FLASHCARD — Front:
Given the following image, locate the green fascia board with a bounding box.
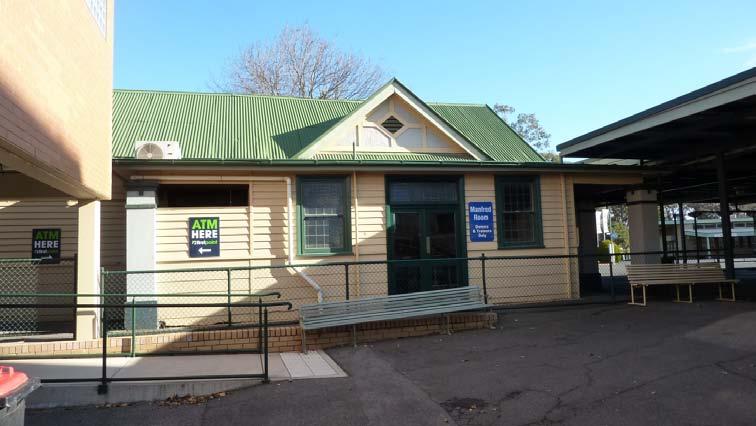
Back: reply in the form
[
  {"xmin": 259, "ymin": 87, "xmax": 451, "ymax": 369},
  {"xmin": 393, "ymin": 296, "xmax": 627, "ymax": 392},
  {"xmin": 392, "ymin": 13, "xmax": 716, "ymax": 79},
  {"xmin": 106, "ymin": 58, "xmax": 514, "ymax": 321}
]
[{"xmin": 112, "ymin": 157, "xmax": 656, "ymax": 174}]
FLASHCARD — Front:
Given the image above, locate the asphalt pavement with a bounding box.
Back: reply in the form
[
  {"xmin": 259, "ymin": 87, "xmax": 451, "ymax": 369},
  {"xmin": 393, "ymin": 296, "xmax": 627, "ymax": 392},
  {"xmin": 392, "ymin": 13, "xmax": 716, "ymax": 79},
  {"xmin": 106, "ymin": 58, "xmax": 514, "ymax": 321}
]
[{"xmin": 27, "ymin": 301, "xmax": 756, "ymax": 425}]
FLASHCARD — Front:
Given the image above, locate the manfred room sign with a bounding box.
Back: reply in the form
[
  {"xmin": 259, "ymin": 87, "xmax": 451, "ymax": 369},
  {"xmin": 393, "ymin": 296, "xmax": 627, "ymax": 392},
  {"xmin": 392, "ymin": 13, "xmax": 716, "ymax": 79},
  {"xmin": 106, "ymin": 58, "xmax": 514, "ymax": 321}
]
[
  {"xmin": 468, "ymin": 202, "xmax": 494, "ymax": 242},
  {"xmin": 32, "ymin": 228, "xmax": 61, "ymax": 264},
  {"xmin": 189, "ymin": 217, "xmax": 220, "ymax": 257}
]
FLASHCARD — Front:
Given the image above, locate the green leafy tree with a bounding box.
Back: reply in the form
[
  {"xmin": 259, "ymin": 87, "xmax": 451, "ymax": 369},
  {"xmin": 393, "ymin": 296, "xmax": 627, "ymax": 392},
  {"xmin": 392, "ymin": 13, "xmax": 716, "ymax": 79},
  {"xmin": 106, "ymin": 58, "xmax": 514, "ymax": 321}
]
[
  {"xmin": 608, "ymin": 204, "xmax": 629, "ymax": 250},
  {"xmin": 493, "ymin": 104, "xmax": 558, "ymax": 162}
]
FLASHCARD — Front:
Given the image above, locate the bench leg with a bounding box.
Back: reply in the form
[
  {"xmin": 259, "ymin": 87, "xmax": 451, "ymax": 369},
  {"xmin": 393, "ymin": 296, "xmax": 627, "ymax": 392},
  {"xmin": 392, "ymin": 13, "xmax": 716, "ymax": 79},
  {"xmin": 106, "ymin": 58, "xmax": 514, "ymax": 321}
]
[
  {"xmin": 302, "ymin": 329, "xmax": 307, "ymax": 354},
  {"xmin": 352, "ymin": 324, "xmax": 357, "ymax": 348},
  {"xmin": 445, "ymin": 314, "xmax": 452, "ymax": 335},
  {"xmin": 629, "ymin": 285, "xmax": 646, "ymax": 307},
  {"xmin": 716, "ymin": 283, "xmax": 737, "ymax": 302},
  {"xmin": 673, "ymin": 284, "xmax": 693, "ymax": 303}
]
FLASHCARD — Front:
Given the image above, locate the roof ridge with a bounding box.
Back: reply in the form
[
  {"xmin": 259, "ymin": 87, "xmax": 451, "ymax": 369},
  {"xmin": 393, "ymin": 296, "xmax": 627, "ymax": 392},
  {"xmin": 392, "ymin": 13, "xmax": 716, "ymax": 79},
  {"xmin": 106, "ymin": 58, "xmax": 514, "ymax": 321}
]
[
  {"xmin": 113, "ymin": 88, "xmax": 489, "ymax": 107},
  {"xmin": 113, "ymin": 88, "xmax": 363, "ymax": 103},
  {"xmin": 427, "ymin": 101, "xmax": 488, "ymax": 107}
]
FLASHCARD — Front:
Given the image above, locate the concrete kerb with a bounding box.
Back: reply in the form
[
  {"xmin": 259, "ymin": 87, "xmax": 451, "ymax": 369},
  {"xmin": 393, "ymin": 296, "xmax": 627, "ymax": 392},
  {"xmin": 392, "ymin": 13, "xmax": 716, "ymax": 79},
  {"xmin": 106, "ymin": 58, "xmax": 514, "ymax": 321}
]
[{"xmin": 7, "ymin": 351, "xmax": 347, "ymax": 408}]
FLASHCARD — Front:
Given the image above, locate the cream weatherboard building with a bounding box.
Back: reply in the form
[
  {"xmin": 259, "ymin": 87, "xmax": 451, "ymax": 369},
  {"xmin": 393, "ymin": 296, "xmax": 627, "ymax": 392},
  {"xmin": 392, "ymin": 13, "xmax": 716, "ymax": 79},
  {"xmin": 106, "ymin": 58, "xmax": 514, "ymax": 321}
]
[
  {"xmin": 3, "ymin": 78, "xmax": 650, "ymax": 337},
  {"xmin": 0, "ymin": 0, "xmax": 114, "ymax": 340}
]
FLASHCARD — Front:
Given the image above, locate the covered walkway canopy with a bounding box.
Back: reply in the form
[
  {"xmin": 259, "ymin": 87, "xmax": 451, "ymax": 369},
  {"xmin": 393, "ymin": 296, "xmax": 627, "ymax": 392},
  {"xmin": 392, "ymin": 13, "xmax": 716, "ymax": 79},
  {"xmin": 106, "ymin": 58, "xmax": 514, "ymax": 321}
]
[{"xmin": 558, "ymin": 66, "xmax": 756, "ymax": 278}]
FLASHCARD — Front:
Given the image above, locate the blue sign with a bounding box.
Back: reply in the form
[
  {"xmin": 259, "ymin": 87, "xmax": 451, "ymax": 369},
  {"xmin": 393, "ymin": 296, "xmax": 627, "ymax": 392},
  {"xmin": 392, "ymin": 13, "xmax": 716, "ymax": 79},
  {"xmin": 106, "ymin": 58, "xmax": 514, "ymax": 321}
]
[
  {"xmin": 189, "ymin": 217, "xmax": 221, "ymax": 257},
  {"xmin": 469, "ymin": 202, "xmax": 494, "ymax": 242}
]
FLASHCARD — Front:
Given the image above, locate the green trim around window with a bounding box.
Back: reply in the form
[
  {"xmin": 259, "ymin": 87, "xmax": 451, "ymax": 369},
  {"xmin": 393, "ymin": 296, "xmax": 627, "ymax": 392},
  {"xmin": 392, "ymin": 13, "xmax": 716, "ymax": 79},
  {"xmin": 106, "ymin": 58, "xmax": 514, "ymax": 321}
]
[
  {"xmin": 495, "ymin": 175, "xmax": 544, "ymax": 249},
  {"xmin": 296, "ymin": 175, "xmax": 352, "ymax": 256}
]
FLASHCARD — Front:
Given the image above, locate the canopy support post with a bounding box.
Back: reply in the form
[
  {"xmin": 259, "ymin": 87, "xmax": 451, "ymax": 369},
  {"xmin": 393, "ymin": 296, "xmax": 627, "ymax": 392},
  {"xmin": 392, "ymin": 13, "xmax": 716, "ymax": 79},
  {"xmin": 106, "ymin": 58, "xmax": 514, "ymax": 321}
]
[{"xmin": 716, "ymin": 152, "xmax": 735, "ymax": 279}]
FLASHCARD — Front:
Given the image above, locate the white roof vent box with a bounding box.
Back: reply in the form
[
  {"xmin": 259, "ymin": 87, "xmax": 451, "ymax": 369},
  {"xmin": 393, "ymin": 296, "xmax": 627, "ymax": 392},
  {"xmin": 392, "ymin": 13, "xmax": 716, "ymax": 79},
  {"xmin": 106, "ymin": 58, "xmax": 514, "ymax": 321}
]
[{"xmin": 135, "ymin": 141, "xmax": 182, "ymax": 160}]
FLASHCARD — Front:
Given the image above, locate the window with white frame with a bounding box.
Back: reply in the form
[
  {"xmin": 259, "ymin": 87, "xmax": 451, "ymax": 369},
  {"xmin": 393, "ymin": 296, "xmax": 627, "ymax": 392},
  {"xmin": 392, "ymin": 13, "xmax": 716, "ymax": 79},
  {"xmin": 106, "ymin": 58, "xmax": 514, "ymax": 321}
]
[{"xmin": 298, "ymin": 176, "xmax": 351, "ymax": 254}]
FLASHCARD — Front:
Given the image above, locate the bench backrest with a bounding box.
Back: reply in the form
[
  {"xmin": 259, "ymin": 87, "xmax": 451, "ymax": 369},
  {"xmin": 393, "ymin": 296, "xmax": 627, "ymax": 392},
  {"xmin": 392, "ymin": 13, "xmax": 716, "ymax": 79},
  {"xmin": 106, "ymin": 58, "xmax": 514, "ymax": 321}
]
[
  {"xmin": 300, "ymin": 286, "xmax": 485, "ymax": 327},
  {"xmin": 627, "ymin": 263, "xmax": 726, "ymax": 283}
]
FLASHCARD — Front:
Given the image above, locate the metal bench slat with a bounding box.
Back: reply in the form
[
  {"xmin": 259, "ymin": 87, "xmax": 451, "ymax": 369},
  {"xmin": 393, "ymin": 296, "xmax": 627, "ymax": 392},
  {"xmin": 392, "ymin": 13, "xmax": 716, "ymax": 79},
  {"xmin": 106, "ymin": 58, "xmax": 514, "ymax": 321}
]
[
  {"xmin": 302, "ymin": 298, "xmax": 483, "ymax": 321},
  {"xmin": 303, "ymin": 302, "xmax": 488, "ymax": 328},
  {"xmin": 300, "ymin": 286, "xmax": 487, "ymax": 331},
  {"xmin": 303, "ymin": 299, "xmax": 486, "ymax": 323},
  {"xmin": 302, "ymin": 302, "xmax": 488, "ymax": 330},
  {"xmin": 306, "ymin": 287, "xmax": 481, "ymax": 309},
  {"xmin": 301, "ymin": 292, "xmax": 481, "ymax": 313}
]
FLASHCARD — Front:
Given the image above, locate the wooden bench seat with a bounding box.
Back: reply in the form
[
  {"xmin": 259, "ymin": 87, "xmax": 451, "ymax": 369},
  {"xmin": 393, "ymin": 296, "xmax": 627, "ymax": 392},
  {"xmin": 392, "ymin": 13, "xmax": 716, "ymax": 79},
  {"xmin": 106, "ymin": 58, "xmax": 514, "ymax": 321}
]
[
  {"xmin": 626, "ymin": 263, "xmax": 738, "ymax": 306},
  {"xmin": 299, "ymin": 286, "xmax": 488, "ymax": 352}
]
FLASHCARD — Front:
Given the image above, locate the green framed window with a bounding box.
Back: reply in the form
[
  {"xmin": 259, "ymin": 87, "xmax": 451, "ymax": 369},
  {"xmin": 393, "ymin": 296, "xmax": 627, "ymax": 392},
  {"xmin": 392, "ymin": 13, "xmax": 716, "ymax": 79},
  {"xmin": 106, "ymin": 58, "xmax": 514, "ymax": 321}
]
[
  {"xmin": 495, "ymin": 176, "xmax": 543, "ymax": 249},
  {"xmin": 297, "ymin": 176, "xmax": 351, "ymax": 255}
]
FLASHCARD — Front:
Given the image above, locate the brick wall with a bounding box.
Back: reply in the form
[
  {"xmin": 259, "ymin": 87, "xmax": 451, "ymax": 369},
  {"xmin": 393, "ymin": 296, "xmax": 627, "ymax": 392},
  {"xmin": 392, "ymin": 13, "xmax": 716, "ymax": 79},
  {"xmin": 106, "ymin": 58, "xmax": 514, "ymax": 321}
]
[{"xmin": 0, "ymin": 312, "xmax": 496, "ymax": 358}]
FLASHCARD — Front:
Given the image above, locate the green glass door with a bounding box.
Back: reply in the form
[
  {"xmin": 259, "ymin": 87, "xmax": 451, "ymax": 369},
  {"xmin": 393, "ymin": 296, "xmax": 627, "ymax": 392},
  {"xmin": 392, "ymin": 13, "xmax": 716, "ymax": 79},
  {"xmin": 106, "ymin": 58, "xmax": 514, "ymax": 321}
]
[
  {"xmin": 425, "ymin": 209, "xmax": 461, "ymax": 291},
  {"xmin": 389, "ymin": 207, "xmax": 462, "ymax": 294}
]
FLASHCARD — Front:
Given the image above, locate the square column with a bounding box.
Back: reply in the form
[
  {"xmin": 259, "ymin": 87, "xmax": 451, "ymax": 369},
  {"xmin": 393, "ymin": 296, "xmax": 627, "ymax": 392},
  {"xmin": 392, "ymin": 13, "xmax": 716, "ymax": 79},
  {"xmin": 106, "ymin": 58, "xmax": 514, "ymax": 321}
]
[
  {"xmin": 577, "ymin": 200, "xmax": 600, "ymax": 291},
  {"xmin": 626, "ymin": 189, "xmax": 661, "ymax": 264},
  {"xmin": 76, "ymin": 200, "xmax": 101, "ymax": 340},
  {"xmin": 125, "ymin": 183, "xmax": 158, "ymax": 329}
]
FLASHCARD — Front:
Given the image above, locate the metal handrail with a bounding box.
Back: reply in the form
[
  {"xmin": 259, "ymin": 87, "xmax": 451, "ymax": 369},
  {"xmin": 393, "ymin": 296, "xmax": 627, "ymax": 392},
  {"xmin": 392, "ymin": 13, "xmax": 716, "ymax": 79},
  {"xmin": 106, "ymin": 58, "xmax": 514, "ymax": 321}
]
[
  {"xmin": 98, "ymin": 249, "xmax": 749, "ymax": 276},
  {"xmin": 0, "ymin": 291, "xmax": 282, "ymax": 298},
  {"xmin": 0, "ymin": 298, "xmax": 291, "ymax": 393}
]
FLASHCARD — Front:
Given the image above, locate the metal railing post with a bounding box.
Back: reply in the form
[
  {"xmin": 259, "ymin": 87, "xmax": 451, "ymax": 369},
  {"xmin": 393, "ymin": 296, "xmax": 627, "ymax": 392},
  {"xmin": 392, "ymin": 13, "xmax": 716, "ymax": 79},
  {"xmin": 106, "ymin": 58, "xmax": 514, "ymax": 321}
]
[
  {"xmin": 226, "ymin": 268, "xmax": 232, "ymax": 326},
  {"xmin": 345, "ymin": 263, "xmax": 350, "ymax": 301},
  {"xmin": 98, "ymin": 297, "xmax": 108, "ymax": 394},
  {"xmin": 609, "ymin": 258, "xmax": 615, "ymax": 302},
  {"xmin": 480, "ymin": 254, "xmax": 488, "ymax": 304},
  {"xmin": 72, "ymin": 253, "xmax": 78, "ymax": 333},
  {"xmin": 263, "ymin": 308, "xmax": 269, "ymax": 383},
  {"xmin": 257, "ymin": 296, "xmax": 263, "ymax": 353},
  {"xmin": 130, "ymin": 297, "xmax": 136, "ymax": 357}
]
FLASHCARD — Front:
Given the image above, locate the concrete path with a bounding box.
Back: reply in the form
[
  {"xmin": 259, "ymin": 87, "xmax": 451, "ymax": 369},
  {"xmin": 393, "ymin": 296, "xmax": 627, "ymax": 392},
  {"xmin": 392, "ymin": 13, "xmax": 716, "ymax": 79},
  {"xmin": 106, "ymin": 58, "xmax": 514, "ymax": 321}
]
[{"xmin": 4, "ymin": 351, "xmax": 345, "ymax": 407}]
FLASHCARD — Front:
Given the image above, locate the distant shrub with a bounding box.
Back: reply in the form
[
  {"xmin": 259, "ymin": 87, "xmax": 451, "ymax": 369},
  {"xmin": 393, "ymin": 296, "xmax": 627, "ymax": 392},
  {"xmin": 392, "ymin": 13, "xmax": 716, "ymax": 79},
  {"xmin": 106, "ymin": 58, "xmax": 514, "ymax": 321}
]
[{"xmin": 597, "ymin": 240, "xmax": 623, "ymax": 263}]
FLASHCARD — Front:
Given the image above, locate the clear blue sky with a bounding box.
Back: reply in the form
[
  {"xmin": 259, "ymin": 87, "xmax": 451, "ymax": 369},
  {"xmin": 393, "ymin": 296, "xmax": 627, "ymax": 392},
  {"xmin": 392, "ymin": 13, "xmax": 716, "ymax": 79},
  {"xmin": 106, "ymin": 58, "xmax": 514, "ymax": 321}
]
[{"xmin": 115, "ymin": 0, "xmax": 756, "ymax": 149}]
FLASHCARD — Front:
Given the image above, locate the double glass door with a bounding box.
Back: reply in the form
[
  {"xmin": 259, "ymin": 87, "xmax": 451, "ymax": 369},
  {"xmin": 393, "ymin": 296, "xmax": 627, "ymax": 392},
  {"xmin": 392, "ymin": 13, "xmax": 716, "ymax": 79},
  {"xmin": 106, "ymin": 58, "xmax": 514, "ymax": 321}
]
[{"xmin": 389, "ymin": 207, "xmax": 462, "ymax": 294}]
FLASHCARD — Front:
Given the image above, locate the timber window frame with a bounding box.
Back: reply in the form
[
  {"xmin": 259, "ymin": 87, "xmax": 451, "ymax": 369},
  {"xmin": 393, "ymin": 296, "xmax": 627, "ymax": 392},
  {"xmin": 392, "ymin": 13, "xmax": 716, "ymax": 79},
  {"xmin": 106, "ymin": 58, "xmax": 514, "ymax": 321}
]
[
  {"xmin": 495, "ymin": 176, "xmax": 544, "ymax": 249},
  {"xmin": 297, "ymin": 176, "xmax": 352, "ymax": 256}
]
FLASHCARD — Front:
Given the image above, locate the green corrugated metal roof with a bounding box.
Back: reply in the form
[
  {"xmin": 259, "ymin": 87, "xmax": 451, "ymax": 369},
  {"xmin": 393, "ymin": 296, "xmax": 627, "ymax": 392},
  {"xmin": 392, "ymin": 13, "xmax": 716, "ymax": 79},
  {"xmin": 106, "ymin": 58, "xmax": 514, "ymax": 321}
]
[
  {"xmin": 313, "ymin": 152, "xmax": 477, "ymax": 162},
  {"xmin": 428, "ymin": 104, "xmax": 543, "ymax": 162},
  {"xmin": 113, "ymin": 89, "xmax": 544, "ymax": 163}
]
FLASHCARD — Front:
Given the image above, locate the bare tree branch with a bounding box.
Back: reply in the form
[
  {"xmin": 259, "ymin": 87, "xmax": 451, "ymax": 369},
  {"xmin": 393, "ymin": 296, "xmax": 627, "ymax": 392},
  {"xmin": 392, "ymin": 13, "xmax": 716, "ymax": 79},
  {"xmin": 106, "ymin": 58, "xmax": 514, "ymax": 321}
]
[{"xmin": 219, "ymin": 25, "xmax": 385, "ymax": 100}]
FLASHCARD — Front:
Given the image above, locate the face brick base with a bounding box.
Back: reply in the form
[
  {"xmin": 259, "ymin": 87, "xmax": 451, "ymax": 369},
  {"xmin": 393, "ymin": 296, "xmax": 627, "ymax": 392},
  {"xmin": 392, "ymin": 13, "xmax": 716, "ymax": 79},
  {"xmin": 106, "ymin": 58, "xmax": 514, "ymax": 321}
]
[{"xmin": 0, "ymin": 312, "xmax": 497, "ymax": 358}]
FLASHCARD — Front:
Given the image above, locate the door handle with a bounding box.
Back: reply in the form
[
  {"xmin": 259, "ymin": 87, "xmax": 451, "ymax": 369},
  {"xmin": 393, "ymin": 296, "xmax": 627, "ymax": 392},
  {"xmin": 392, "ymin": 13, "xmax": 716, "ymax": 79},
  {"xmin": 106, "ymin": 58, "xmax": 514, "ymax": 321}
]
[{"xmin": 426, "ymin": 236, "xmax": 431, "ymax": 255}]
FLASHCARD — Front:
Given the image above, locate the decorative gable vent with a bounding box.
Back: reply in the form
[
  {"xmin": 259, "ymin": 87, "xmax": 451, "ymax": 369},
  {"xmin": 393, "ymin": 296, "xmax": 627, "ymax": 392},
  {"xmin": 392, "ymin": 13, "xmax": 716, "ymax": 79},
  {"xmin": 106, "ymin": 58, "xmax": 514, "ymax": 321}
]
[
  {"xmin": 135, "ymin": 141, "xmax": 182, "ymax": 160},
  {"xmin": 381, "ymin": 116, "xmax": 404, "ymax": 134}
]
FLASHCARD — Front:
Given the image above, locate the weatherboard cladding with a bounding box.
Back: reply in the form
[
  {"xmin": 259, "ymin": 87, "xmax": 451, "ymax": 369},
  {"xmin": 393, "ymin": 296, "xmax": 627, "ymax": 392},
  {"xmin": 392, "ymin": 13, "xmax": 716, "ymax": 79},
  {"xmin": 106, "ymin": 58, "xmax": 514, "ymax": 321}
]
[{"xmin": 112, "ymin": 90, "xmax": 544, "ymax": 163}]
